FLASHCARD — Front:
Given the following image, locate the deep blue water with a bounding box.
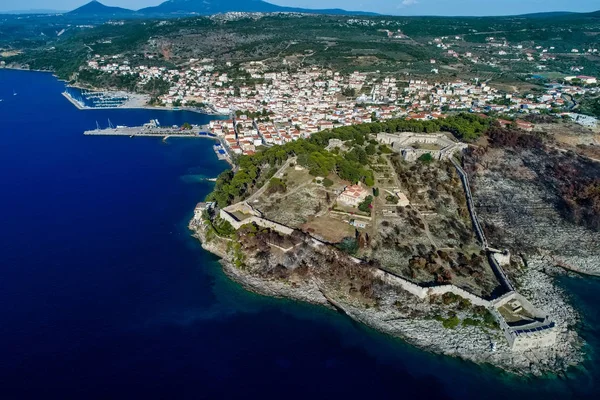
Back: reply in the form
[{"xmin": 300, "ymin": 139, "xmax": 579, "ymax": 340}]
[{"xmin": 1, "ymin": 69, "xmax": 600, "ymax": 399}]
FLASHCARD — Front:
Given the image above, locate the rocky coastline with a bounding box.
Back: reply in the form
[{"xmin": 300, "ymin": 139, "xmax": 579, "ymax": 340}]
[{"xmin": 189, "ymin": 217, "xmax": 585, "ymax": 377}]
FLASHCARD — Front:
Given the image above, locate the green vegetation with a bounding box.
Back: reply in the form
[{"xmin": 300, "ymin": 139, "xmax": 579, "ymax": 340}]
[
  {"xmin": 230, "ymin": 241, "xmax": 246, "ymax": 269},
  {"xmin": 442, "ymin": 316, "xmax": 461, "ymax": 329},
  {"xmin": 235, "ymin": 109, "xmax": 273, "ymax": 119},
  {"xmin": 6, "ymin": 11, "xmax": 600, "ymax": 89},
  {"xmin": 365, "ymin": 143, "xmax": 377, "ymax": 155},
  {"xmin": 210, "ymin": 215, "xmax": 236, "ymax": 238},
  {"xmin": 322, "ymin": 178, "xmax": 334, "ymax": 187},
  {"xmin": 336, "ymin": 237, "xmax": 359, "ymax": 255},
  {"xmin": 386, "ymin": 194, "xmax": 399, "ymax": 204},
  {"xmin": 417, "ymin": 153, "xmax": 434, "ymax": 164},
  {"xmin": 143, "ymin": 78, "xmax": 172, "ymax": 96},
  {"xmin": 207, "ymin": 114, "xmax": 496, "ymax": 208},
  {"xmin": 580, "ymin": 97, "xmax": 600, "ymax": 118},
  {"xmin": 268, "ymin": 177, "xmax": 287, "ymax": 193},
  {"xmin": 358, "ymin": 195, "xmax": 374, "ymax": 213},
  {"xmin": 342, "ymin": 87, "xmax": 357, "ymax": 97}
]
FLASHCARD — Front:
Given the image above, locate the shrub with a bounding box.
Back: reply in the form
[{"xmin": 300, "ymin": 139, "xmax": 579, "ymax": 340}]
[
  {"xmin": 418, "ymin": 153, "xmax": 434, "ymax": 163},
  {"xmin": 358, "ymin": 195, "xmax": 374, "ymax": 213},
  {"xmin": 322, "ymin": 178, "xmax": 334, "ymax": 187},
  {"xmin": 442, "ymin": 316, "xmax": 460, "ymax": 329},
  {"xmin": 386, "ymin": 194, "xmax": 398, "ymax": 204},
  {"xmin": 268, "ymin": 177, "xmax": 287, "ymax": 193}
]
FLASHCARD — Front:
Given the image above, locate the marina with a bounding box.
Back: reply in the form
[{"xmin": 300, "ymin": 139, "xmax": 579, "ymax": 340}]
[{"xmin": 62, "ymin": 89, "xmax": 149, "ymax": 110}]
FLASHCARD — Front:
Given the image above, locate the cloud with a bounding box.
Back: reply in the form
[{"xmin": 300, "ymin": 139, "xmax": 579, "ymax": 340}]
[{"xmin": 399, "ymin": 0, "xmax": 419, "ymax": 7}]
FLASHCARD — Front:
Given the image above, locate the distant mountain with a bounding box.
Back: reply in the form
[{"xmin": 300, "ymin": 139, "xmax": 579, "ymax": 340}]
[
  {"xmin": 68, "ymin": 1, "xmax": 135, "ymax": 17},
  {"xmin": 517, "ymin": 11, "xmax": 577, "ymax": 18},
  {"xmin": 63, "ymin": 2, "xmax": 598, "ymax": 19},
  {"xmin": 519, "ymin": 9, "xmax": 600, "ymax": 19},
  {"xmin": 1, "ymin": 9, "xmax": 66, "ymax": 14},
  {"xmin": 139, "ymin": 0, "xmax": 376, "ymax": 16}
]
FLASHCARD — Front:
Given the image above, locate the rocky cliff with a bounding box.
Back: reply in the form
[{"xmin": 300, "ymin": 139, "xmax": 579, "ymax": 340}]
[{"xmin": 189, "ymin": 216, "xmax": 583, "ymax": 376}]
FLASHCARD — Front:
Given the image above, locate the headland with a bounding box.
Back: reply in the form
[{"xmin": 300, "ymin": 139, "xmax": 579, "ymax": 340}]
[{"xmin": 187, "ymin": 116, "xmax": 599, "ymax": 376}]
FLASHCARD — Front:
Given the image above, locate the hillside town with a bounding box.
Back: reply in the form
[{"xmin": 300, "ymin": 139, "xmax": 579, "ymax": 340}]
[{"xmin": 84, "ymin": 55, "xmax": 599, "ymax": 156}]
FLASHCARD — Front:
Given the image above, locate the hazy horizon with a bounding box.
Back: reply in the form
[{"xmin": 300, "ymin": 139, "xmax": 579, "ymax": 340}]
[{"xmin": 0, "ymin": 0, "xmax": 598, "ymax": 16}]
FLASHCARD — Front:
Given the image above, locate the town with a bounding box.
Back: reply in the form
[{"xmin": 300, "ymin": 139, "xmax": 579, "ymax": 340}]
[{"xmin": 84, "ymin": 53, "xmax": 599, "ymax": 156}]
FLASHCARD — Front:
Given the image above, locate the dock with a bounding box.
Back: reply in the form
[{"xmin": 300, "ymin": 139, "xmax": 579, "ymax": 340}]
[
  {"xmin": 83, "ymin": 119, "xmax": 233, "ymax": 165},
  {"xmin": 62, "ymin": 90, "xmax": 150, "ymax": 110},
  {"xmin": 83, "ymin": 120, "xmax": 217, "ymax": 139},
  {"xmin": 83, "ymin": 128, "xmax": 210, "ymax": 138}
]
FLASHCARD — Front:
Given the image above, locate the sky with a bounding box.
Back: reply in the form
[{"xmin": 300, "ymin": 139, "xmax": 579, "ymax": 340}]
[{"xmin": 0, "ymin": 0, "xmax": 598, "ymax": 16}]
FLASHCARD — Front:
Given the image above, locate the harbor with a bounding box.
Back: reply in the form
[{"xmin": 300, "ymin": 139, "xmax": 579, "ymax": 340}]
[
  {"xmin": 83, "ymin": 119, "xmax": 232, "ymax": 164},
  {"xmin": 62, "ymin": 90, "xmax": 149, "ymax": 110},
  {"xmin": 62, "ymin": 89, "xmax": 225, "ymax": 115}
]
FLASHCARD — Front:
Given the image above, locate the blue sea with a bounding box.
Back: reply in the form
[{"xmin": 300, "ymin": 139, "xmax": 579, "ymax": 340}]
[{"xmin": 1, "ymin": 69, "xmax": 600, "ymax": 399}]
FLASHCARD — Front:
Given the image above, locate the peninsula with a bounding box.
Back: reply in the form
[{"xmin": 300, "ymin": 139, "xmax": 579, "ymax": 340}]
[
  {"xmin": 189, "ymin": 115, "xmax": 599, "ymax": 376},
  {"xmin": 5, "ymin": 8, "xmax": 599, "ymax": 376}
]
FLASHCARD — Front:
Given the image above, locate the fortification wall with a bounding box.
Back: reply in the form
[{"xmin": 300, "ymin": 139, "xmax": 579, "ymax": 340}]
[
  {"xmin": 224, "ymin": 202, "xmax": 262, "ymax": 217},
  {"xmin": 373, "ymin": 269, "xmax": 491, "ymax": 306},
  {"xmin": 373, "ymin": 269, "xmax": 428, "ymax": 299},
  {"xmin": 219, "ymin": 209, "xmax": 294, "ymax": 236},
  {"xmin": 219, "ymin": 209, "xmax": 240, "ymax": 227},
  {"xmin": 427, "ymin": 285, "xmax": 491, "ymax": 307},
  {"xmin": 512, "ymin": 328, "xmax": 557, "ymax": 351},
  {"xmin": 246, "ymin": 216, "xmax": 295, "ymax": 236}
]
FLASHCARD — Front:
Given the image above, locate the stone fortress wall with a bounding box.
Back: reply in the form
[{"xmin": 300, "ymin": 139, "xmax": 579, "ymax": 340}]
[
  {"xmin": 376, "ymin": 132, "xmax": 468, "ymax": 161},
  {"xmin": 220, "ymin": 202, "xmax": 294, "ymax": 236},
  {"xmin": 211, "ymin": 133, "xmax": 557, "ymax": 352},
  {"xmin": 374, "ymin": 268, "xmax": 491, "ymax": 306},
  {"xmin": 491, "ymin": 291, "xmax": 557, "ymax": 351}
]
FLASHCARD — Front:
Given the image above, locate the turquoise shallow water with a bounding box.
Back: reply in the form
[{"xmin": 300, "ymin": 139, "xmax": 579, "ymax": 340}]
[{"xmin": 1, "ymin": 69, "xmax": 599, "ymax": 399}]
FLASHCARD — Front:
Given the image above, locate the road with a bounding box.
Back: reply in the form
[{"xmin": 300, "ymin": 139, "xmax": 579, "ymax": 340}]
[{"xmin": 562, "ymin": 93, "xmax": 578, "ymax": 111}]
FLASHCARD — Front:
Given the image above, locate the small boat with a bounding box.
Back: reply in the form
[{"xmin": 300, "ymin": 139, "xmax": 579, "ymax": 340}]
[{"xmin": 13, "ymin": 90, "xmax": 17, "ymax": 96}]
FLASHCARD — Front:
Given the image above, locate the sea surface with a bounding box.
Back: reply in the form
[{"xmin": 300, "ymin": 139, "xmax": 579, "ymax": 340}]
[{"xmin": 1, "ymin": 69, "xmax": 600, "ymax": 399}]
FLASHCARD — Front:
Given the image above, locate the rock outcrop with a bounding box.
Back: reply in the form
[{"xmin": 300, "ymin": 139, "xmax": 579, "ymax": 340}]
[{"xmin": 189, "ymin": 216, "xmax": 584, "ymax": 376}]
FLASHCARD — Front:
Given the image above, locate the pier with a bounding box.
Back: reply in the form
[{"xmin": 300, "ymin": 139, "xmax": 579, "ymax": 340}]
[
  {"xmin": 84, "ymin": 121, "xmax": 216, "ymax": 139},
  {"xmin": 83, "ymin": 119, "xmax": 233, "ymax": 165}
]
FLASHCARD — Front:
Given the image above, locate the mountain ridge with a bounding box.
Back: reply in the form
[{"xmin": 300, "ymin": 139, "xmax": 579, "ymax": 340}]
[
  {"xmin": 138, "ymin": 0, "xmax": 376, "ymax": 16},
  {"xmin": 68, "ymin": 0, "xmax": 135, "ymax": 16},
  {"xmin": 62, "ymin": 1, "xmax": 600, "ymax": 19}
]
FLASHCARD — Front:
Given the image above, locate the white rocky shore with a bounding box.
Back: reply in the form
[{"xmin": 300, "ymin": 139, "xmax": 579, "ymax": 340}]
[{"xmin": 190, "ymin": 218, "xmax": 585, "ymax": 376}]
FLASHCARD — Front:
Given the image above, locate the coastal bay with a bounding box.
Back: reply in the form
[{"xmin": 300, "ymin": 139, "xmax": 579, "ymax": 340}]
[{"xmin": 2, "ymin": 68, "xmax": 600, "ymax": 399}]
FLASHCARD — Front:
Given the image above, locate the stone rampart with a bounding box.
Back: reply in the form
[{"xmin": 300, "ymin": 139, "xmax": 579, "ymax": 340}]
[
  {"xmin": 219, "ymin": 208, "xmax": 294, "ymax": 236},
  {"xmin": 373, "ymin": 269, "xmax": 428, "ymax": 299},
  {"xmin": 373, "ymin": 269, "xmax": 492, "ymax": 306},
  {"xmin": 427, "ymin": 285, "xmax": 491, "ymax": 307}
]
